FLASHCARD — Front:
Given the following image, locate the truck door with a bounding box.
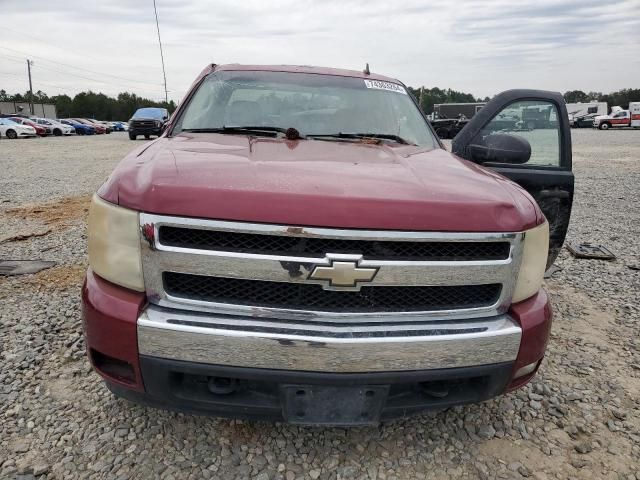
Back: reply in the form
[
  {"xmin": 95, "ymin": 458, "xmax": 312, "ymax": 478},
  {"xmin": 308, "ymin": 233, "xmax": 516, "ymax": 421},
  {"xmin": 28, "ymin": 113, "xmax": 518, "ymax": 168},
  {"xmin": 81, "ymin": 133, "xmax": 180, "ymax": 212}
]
[
  {"xmin": 452, "ymin": 90, "xmax": 573, "ymax": 268},
  {"xmin": 631, "ymin": 103, "xmax": 640, "ymax": 127},
  {"xmin": 611, "ymin": 110, "xmax": 630, "ymax": 127}
]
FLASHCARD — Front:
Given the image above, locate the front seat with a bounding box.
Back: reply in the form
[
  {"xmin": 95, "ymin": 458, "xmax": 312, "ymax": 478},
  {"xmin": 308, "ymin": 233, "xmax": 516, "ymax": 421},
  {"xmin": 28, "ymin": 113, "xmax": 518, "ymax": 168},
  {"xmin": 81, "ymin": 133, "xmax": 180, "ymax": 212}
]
[{"xmin": 224, "ymin": 101, "xmax": 264, "ymax": 126}]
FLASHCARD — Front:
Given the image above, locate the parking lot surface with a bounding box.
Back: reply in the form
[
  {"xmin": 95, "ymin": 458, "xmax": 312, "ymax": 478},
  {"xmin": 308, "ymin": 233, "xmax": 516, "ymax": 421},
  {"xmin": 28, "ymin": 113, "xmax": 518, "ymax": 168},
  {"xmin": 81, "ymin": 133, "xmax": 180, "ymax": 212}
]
[{"xmin": 1, "ymin": 130, "xmax": 639, "ymax": 479}]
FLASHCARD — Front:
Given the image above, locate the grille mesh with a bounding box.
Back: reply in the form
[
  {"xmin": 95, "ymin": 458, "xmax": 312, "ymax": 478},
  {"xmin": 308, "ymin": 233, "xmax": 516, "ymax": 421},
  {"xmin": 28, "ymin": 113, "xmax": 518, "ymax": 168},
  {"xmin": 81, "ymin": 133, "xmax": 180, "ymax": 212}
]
[
  {"xmin": 159, "ymin": 227, "xmax": 510, "ymax": 261},
  {"xmin": 164, "ymin": 272, "xmax": 501, "ymax": 313}
]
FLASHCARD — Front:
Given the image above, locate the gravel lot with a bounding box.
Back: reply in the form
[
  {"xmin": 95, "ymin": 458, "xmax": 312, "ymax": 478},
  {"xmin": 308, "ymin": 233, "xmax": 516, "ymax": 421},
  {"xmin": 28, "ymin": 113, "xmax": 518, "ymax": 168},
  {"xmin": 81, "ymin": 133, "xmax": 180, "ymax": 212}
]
[{"xmin": 1, "ymin": 130, "xmax": 639, "ymax": 480}]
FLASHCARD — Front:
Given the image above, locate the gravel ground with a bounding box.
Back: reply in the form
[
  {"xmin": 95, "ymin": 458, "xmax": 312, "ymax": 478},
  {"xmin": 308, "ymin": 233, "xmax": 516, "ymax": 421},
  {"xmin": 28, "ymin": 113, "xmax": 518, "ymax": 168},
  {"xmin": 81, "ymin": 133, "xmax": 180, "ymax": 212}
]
[{"xmin": 1, "ymin": 130, "xmax": 639, "ymax": 480}]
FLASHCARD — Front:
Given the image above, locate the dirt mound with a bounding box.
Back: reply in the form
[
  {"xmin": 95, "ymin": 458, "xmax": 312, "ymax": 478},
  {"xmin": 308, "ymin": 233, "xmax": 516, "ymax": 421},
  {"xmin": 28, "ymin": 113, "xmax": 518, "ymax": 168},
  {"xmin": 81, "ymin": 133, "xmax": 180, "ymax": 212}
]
[
  {"xmin": 6, "ymin": 195, "xmax": 91, "ymax": 226},
  {"xmin": 23, "ymin": 264, "xmax": 87, "ymax": 291}
]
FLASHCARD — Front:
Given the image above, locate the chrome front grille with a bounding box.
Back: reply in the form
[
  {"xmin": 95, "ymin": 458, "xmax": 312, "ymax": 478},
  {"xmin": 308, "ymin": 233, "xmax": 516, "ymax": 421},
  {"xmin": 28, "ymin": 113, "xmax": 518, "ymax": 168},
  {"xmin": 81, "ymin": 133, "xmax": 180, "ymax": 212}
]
[
  {"xmin": 140, "ymin": 214, "xmax": 524, "ymax": 327},
  {"xmin": 158, "ymin": 225, "xmax": 511, "ymax": 261},
  {"xmin": 131, "ymin": 120, "xmax": 156, "ymax": 128},
  {"xmin": 163, "ymin": 272, "xmax": 502, "ymax": 312}
]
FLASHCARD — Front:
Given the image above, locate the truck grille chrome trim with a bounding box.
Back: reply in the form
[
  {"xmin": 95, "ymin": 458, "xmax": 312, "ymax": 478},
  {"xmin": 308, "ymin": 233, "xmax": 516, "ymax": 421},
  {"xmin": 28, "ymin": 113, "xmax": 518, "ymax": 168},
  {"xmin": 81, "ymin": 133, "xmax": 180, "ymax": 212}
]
[
  {"xmin": 158, "ymin": 225, "xmax": 511, "ymax": 261},
  {"xmin": 137, "ymin": 306, "xmax": 522, "ymax": 372},
  {"xmin": 140, "ymin": 214, "xmax": 524, "ymax": 321},
  {"xmin": 163, "ymin": 272, "xmax": 502, "ymax": 313}
]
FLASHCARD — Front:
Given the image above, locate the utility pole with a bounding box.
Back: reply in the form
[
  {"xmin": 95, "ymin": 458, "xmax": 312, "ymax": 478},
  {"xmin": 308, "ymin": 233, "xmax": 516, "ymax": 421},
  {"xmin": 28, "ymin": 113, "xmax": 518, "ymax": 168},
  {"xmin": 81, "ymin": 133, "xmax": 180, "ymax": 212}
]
[
  {"xmin": 153, "ymin": 0, "xmax": 168, "ymax": 104},
  {"xmin": 26, "ymin": 59, "xmax": 34, "ymax": 115}
]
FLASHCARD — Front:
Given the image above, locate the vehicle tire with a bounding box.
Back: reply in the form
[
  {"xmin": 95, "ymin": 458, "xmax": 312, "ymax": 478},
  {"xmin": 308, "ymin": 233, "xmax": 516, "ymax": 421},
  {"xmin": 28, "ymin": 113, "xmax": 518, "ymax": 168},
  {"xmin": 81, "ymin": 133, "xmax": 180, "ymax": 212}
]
[
  {"xmin": 77, "ymin": 128, "xmax": 85, "ymax": 135},
  {"xmin": 6, "ymin": 129, "xmax": 17, "ymax": 139},
  {"xmin": 106, "ymin": 130, "xmax": 111, "ymax": 134},
  {"xmin": 526, "ymin": 121, "xmax": 536, "ymax": 130},
  {"xmin": 129, "ymin": 132, "xmax": 137, "ymax": 140},
  {"xmin": 599, "ymin": 122, "xmax": 610, "ymax": 130},
  {"xmin": 53, "ymin": 128, "xmax": 62, "ymax": 136},
  {"xmin": 144, "ymin": 134, "xmax": 151, "ymax": 139}
]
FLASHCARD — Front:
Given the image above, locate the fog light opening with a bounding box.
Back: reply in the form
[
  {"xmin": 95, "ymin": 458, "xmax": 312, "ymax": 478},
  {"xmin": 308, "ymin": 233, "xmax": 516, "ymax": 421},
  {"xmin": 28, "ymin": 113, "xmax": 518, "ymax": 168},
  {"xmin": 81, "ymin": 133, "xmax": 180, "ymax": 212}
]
[
  {"xmin": 513, "ymin": 361, "xmax": 540, "ymax": 380},
  {"xmin": 420, "ymin": 380, "xmax": 450, "ymax": 399},
  {"xmin": 90, "ymin": 348, "xmax": 136, "ymax": 385},
  {"xmin": 207, "ymin": 376, "xmax": 238, "ymax": 395}
]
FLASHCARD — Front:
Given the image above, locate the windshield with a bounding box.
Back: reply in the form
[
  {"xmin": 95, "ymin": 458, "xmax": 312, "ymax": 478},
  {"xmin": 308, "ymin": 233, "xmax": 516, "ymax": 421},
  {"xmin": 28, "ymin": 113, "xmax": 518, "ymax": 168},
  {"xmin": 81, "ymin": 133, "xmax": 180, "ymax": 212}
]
[
  {"xmin": 173, "ymin": 70, "xmax": 437, "ymax": 148},
  {"xmin": 132, "ymin": 107, "xmax": 167, "ymax": 120}
]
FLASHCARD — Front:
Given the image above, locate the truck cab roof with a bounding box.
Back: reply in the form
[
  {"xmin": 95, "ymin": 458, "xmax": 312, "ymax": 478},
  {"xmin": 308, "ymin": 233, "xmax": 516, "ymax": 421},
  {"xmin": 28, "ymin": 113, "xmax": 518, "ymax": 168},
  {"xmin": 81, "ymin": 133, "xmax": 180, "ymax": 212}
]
[{"xmin": 206, "ymin": 63, "xmax": 403, "ymax": 85}]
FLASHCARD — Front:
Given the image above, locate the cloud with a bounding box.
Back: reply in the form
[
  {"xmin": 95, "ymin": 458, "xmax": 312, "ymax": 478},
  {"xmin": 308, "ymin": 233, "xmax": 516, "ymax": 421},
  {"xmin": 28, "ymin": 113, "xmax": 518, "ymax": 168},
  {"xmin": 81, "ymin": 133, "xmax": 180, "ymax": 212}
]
[{"xmin": 0, "ymin": 0, "xmax": 638, "ymax": 101}]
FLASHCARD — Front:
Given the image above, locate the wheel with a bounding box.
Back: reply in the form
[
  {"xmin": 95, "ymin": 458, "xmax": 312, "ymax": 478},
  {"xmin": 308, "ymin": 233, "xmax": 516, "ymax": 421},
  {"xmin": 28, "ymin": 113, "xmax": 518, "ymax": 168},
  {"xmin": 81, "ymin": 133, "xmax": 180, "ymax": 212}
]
[
  {"xmin": 53, "ymin": 128, "xmax": 62, "ymax": 136},
  {"xmin": 599, "ymin": 122, "xmax": 610, "ymax": 130},
  {"xmin": 78, "ymin": 128, "xmax": 85, "ymax": 135},
  {"xmin": 129, "ymin": 132, "xmax": 137, "ymax": 140},
  {"xmin": 144, "ymin": 134, "xmax": 151, "ymax": 139},
  {"xmin": 526, "ymin": 121, "xmax": 536, "ymax": 130},
  {"xmin": 6, "ymin": 129, "xmax": 17, "ymax": 139},
  {"xmin": 106, "ymin": 130, "xmax": 111, "ymax": 134}
]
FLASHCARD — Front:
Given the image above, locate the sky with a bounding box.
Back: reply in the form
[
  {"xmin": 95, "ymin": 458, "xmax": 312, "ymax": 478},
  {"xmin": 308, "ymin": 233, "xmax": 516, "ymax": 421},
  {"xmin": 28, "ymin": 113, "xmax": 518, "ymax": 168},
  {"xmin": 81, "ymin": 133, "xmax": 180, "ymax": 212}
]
[{"xmin": 0, "ymin": 0, "xmax": 638, "ymax": 103}]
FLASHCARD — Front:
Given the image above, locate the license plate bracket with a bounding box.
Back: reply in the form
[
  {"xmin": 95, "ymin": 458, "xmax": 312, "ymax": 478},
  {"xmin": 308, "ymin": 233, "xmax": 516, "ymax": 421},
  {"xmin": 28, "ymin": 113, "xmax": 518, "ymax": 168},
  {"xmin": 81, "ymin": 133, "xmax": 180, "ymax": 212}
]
[{"xmin": 281, "ymin": 384, "xmax": 389, "ymax": 426}]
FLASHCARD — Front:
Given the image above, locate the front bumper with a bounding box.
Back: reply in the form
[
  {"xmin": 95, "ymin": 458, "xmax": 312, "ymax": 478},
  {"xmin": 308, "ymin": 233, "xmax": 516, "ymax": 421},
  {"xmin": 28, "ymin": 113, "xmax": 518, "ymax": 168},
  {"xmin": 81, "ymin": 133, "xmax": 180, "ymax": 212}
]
[
  {"xmin": 108, "ymin": 358, "xmax": 514, "ymax": 424},
  {"xmin": 130, "ymin": 127, "xmax": 162, "ymax": 135},
  {"xmin": 82, "ymin": 270, "xmax": 552, "ymax": 423},
  {"xmin": 138, "ymin": 306, "xmax": 521, "ymax": 372}
]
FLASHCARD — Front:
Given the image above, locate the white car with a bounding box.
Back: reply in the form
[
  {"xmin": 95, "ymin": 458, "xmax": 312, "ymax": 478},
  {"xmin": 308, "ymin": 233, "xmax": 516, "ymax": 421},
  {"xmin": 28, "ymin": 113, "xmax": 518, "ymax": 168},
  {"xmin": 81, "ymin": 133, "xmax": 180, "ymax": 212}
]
[
  {"xmin": 33, "ymin": 117, "xmax": 75, "ymax": 136},
  {"xmin": 0, "ymin": 118, "xmax": 37, "ymax": 139}
]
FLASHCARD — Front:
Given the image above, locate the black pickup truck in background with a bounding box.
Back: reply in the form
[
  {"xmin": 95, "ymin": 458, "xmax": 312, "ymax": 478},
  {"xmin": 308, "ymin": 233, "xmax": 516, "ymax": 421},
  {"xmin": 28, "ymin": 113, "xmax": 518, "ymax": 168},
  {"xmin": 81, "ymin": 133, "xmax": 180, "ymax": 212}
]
[{"xmin": 128, "ymin": 107, "xmax": 169, "ymax": 140}]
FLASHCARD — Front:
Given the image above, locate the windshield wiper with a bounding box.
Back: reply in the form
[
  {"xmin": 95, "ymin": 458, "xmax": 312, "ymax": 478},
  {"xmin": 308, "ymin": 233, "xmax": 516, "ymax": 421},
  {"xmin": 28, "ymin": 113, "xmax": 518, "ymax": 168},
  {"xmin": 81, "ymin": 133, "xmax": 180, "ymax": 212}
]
[
  {"xmin": 181, "ymin": 126, "xmax": 305, "ymax": 139},
  {"xmin": 309, "ymin": 132, "xmax": 415, "ymax": 145}
]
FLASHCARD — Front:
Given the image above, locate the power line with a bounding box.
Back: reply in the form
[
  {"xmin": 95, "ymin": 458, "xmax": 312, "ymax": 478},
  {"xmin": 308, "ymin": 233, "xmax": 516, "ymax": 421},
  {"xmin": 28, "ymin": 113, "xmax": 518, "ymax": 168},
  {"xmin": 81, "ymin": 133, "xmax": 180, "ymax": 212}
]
[
  {"xmin": 1, "ymin": 56, "xmax": 167, "ymax": 98},
  {"xmin": 0, "ymin": 72, "xmax": 75, "ymax": 92},
  {"xmin": 0, "ymin": 46, "xmax": 168, "ymax": 101},
  {"xmin": 0, "ymin": 65, "xmax": 166, "ymax": 101},
  {"xmin": 0, "ymin": 45, "xmax": 165, "ymax": 88},
  {"xmin": 0, "ymin": 53, "xmax": 26, "ymax": 64},
  {"xmin": 153, "ymin": 0, "xmax": 169, "ymax": 103},
  {"xmin": 30, "ymin": 61, "xmax": 156, "ymax": 90}
]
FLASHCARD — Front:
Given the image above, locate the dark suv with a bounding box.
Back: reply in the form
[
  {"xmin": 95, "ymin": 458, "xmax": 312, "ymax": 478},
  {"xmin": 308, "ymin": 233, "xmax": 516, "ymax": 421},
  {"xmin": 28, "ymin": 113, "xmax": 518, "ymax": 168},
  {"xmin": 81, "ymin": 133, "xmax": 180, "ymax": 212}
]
[{"xmin": 128, "ymin": 107, "xmax": 168, "ymax": 140}]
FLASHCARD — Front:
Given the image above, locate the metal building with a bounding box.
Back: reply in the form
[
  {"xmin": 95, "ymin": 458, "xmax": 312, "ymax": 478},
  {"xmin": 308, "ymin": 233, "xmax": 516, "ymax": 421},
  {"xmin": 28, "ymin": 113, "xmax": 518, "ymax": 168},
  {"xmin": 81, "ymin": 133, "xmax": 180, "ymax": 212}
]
[{"xmin": 0, "ymin": 101, "xmax": 57, "ymax": 118}]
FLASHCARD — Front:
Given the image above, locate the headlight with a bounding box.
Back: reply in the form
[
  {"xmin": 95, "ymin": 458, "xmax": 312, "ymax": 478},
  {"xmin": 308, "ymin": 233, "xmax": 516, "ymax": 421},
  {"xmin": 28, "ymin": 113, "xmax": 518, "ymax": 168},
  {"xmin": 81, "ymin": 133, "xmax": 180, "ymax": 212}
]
[
  {"xmin": 512, "ymin": 220, "xmax": 549, "ymax": 303},
  {"xmin": 88, "ymin": 194, "xmax": 144, "ymax": 291}
]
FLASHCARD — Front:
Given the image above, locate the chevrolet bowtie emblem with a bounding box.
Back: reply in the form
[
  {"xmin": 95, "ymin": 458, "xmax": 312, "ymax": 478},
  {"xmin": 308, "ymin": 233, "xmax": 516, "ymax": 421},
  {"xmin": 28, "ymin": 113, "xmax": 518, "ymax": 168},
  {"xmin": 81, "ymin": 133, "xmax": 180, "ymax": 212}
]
[{"xmin": 308, "ymin": 257, "xmax": 378, "ymax": 290}]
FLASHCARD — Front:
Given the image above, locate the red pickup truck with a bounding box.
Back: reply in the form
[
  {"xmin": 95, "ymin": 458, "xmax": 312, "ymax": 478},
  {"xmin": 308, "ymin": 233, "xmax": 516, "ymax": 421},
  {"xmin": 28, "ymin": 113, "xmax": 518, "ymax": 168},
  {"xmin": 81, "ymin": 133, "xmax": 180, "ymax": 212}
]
[{"xmin": 82, "ymin": 64, "xmax": 574, "ymax": 425}]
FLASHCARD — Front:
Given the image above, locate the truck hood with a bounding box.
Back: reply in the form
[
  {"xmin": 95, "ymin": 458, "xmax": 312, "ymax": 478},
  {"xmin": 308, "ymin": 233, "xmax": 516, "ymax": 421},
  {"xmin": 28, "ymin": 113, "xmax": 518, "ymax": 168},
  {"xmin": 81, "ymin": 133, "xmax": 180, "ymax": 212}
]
[{"xmin": 99, "ymin": 133, "xmax": 540, "ymax": 232}]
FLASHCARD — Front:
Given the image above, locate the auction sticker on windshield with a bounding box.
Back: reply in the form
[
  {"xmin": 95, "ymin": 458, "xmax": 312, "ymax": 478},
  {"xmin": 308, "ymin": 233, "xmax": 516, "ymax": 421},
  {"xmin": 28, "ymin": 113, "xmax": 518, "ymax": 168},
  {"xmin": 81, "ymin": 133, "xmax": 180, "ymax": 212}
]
[{"xmin": 363, "ymin": 79, "xmax": 407, "ymax": 95}]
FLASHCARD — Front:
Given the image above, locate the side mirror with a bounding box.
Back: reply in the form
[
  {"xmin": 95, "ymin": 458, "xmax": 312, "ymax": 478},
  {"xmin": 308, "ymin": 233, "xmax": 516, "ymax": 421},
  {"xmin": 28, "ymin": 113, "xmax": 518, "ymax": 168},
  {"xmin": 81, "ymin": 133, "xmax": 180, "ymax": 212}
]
[{"xmin": 468, "ymin": 133, "xmax": 531, "ymax": 164}]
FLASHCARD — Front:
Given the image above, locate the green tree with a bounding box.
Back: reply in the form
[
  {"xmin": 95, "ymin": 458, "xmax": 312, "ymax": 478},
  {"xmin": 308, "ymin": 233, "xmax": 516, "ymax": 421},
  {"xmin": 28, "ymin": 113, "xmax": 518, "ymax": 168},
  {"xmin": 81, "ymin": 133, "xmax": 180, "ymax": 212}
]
[
  {"xmin": 563, "ymin": 90, "xmax": 589, "ymax": 103},
  {"xmin": 408, "ymin": 86, "xmax": 479, "ymax": 114}
]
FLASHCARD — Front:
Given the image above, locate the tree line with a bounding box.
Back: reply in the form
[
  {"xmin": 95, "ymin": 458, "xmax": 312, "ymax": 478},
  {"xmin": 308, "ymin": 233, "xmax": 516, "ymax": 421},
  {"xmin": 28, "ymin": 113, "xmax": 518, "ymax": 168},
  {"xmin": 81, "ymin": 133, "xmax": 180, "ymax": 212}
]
[
  {"xmin": 0, "ymin": 89, "xmax": 176, "ymax": 120},
  {"xmin": 407, "ymin": 87, "xmax": 640, "ymax": 114},
  {"xmin": 0, "ymin": 86, "xmax": 638, "ymax": 120},
  {"xmin": 562, "ymin": 89, "xmax": 640, "ymax": 110}
]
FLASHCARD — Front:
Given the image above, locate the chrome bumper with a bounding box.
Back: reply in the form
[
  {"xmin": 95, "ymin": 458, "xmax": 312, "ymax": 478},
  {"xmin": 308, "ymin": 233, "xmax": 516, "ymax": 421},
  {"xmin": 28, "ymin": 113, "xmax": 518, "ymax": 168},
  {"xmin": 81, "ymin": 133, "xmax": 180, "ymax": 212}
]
[{"xmin": 137, "ymin": 305, "xmax": 522, "ymax": 373}]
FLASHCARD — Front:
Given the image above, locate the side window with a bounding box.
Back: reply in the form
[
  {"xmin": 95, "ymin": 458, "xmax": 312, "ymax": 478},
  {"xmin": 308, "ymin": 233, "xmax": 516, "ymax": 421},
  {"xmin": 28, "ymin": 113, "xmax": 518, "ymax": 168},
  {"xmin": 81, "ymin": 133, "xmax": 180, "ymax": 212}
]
[{"xmin": 477, "ymin": 100, "xmax": 561, "ymax": 167}]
